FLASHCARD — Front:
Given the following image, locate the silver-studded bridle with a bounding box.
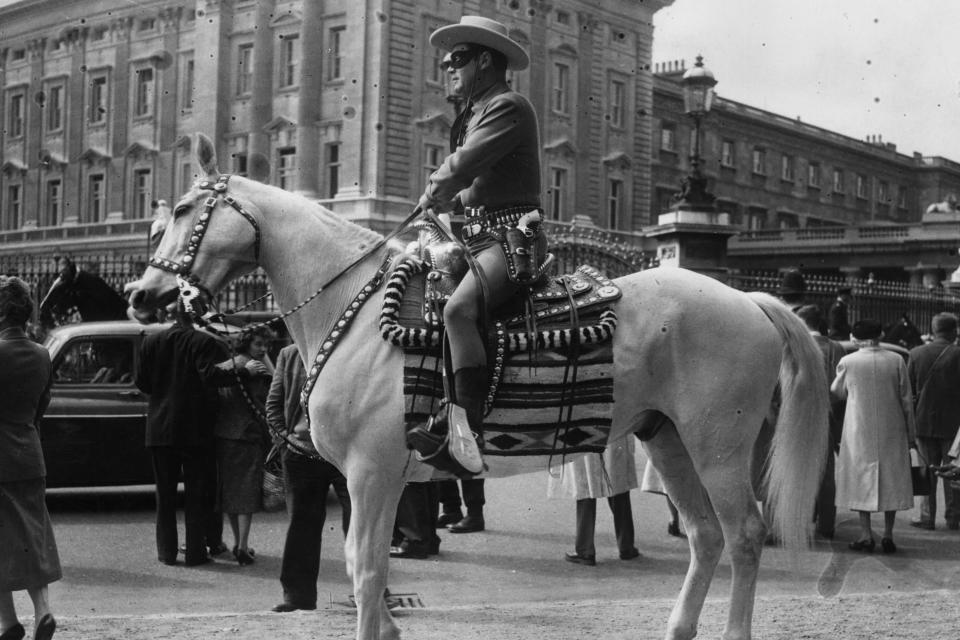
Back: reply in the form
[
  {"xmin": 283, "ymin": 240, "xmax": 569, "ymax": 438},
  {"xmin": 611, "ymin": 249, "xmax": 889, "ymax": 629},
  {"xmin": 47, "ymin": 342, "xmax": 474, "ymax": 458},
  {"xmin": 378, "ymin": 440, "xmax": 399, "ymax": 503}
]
[{"xmin": 149, "ymin": 175, "xmax": 261, "ymax": 305}]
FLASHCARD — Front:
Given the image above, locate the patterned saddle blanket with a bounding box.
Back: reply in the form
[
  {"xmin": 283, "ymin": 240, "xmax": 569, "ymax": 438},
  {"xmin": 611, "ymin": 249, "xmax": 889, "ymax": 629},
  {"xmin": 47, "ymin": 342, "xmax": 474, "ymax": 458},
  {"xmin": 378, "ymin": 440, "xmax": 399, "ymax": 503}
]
[{"xmin": 379, "ymin": 254, "xmax": 622, "ymax": 457}]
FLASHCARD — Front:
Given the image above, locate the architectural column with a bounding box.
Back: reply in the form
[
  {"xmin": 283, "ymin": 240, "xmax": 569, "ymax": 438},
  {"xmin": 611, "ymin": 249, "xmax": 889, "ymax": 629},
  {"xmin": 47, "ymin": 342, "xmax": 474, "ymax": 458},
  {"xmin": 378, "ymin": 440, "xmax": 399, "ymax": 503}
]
[
  {"xmin": 192, "ymin": 0, "xmax": 234, "ymax": 162},
  {"xmin": 24, "ymin": 37, "xmax": 46, "ymax": 228},
  {"xmin": 248, "ymin": 0, "xmax": 275, "ymax": 175},
  {"xmin": 574, "ymin": 11, "xmax": 596, "ymax": 221},
  {"xmin": 108, "ymin": 18, "xmax": 132, "ymax": 218},
  {"xmin": 65, "ymin": 28, "xmax": 87, "ymax": 224},
  {"xmin": 294, "ymin": 0, "xmax": 323, "ymax": 198}
]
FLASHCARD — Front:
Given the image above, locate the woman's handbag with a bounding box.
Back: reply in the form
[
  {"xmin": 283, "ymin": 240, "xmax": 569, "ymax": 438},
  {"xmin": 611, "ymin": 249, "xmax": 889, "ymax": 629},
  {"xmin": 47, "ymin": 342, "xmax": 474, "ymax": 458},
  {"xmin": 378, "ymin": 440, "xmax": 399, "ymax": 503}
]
[
  {"xmin": 911, "ymin": 448, "xmax": 932, "ymax": 496},
  {"xmin": 261, "ymin": 444, "xmax": 286, "ymax": 512}
]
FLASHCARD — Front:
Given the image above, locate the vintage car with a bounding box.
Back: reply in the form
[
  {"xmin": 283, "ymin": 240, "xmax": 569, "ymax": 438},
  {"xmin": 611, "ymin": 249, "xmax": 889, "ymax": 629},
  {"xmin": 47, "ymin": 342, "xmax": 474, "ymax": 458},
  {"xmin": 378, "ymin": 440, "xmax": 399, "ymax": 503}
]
[{"xmin": 40, "ymin": 314, "xmax": 284, "ymax": 488}]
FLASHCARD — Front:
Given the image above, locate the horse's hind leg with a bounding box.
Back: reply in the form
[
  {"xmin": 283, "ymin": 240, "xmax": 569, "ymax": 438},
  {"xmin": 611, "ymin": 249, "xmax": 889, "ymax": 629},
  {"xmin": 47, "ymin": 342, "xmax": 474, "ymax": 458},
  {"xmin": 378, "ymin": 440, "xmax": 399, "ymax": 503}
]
[
  {"xmin": 643, "ymin": 421, "xmax": 724, "ymax": 640},
  {"xmin": 343, "ymin": 457, "xmax": 404, "ymax": 640},
  {"xmin": 699, "ymin": 460, "xmax": 766, "ymax": 640}
]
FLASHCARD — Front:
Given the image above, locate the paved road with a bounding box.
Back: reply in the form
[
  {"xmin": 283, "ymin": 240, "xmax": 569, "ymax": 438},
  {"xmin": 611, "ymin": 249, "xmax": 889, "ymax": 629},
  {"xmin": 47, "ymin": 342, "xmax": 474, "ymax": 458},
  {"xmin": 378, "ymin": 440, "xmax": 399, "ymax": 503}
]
[{"xmin": 12, "ymin": 465, "xmax": 960, "ymax": 638}]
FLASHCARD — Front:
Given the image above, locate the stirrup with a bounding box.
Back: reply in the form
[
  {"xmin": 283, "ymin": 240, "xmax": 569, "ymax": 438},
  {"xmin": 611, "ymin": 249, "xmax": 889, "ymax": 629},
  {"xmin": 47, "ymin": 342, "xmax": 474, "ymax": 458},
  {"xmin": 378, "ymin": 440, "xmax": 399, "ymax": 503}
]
[{"xmin": 447, "ymin": 403, "xmax": 483, "ymax": 474}]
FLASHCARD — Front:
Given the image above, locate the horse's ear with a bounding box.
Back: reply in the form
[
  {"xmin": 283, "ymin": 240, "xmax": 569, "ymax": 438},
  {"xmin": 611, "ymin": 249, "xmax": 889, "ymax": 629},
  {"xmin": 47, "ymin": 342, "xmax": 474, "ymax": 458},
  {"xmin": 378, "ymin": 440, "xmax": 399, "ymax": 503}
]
[
  {"xmin": 195, "ymin": 133, "xmax": 219, "ymax": 177},
  {"xmin": 247, "ymin": 152, "xmax": 271, "ymax": 183}
]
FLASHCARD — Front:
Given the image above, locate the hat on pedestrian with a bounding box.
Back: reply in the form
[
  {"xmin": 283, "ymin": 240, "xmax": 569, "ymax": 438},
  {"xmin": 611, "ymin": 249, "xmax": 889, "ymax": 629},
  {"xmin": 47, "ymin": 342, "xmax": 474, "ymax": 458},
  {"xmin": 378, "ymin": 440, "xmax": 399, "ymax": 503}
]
[
  {"xmin": 776, "ymin": 269, "xmax": 806, "ymax": 296},
  {"xmin": 430, "ymin": 15, "xmax": 530, "ymax": 70},
  {"xmin": 851, "ymin": 318, "xmax": 883, "ymax": 341}
]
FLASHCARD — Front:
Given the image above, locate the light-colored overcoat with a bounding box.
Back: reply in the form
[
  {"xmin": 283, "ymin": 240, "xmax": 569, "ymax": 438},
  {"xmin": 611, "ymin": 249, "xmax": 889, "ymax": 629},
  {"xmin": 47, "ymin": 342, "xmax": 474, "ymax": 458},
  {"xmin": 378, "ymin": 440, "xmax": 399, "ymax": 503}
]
[
  {"xmin": 547, "ymin": 436, "xmax": 638, "ymax": 500},
  {"xmin": 830, "ymin": 345, "xmax": 916, "ymax": 512}
]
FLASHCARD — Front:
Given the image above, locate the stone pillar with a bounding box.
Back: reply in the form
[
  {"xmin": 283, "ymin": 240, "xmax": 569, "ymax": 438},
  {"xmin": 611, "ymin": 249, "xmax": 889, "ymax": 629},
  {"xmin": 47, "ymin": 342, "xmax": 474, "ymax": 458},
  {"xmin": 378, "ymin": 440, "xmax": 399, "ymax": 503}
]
[
  {"xmin": 294, "ymin": 0, "xmax": 323, "ymax": 198},
  {"xmin": 247, "ymin": 0, "xmax": 275, "ymax": 176},
  {"xmin": 646, "ymin": 209, "xmax": 736, "ymax": 282},
  {"xmin": 192, "ymin": 0, "xmax": 234, "ymax": 163}
]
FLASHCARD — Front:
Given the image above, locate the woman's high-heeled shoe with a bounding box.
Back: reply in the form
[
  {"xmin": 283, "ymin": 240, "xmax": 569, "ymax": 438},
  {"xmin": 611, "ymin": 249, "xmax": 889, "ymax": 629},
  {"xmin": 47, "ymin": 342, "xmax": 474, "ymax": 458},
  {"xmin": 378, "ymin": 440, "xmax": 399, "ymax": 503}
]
[
  {"xmin": 0, "ymin": 623, "xmax": 25, "ymax": 640},
  {"xmin": 848, "ymin": 538, "xmax": 876, "ymax": 552},
  {"xmin": 34, "ymin": 614, "xmax": 56, "ymax": 640},
  {"xmin": 881, "ymin": 537, "xmax": 897, "ymax": 554},
  {"xmin": 236, "ymin": 548, "xmax": 255, "ymax": 565}
]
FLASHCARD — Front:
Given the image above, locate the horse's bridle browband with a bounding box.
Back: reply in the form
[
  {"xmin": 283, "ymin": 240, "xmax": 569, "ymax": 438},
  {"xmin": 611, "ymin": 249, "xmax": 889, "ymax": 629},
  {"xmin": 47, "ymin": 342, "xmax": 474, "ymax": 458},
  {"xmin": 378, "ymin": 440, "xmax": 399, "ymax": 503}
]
[{"xmin": 149, "ymin": 175, "xmax": 262, "ymax": 282}]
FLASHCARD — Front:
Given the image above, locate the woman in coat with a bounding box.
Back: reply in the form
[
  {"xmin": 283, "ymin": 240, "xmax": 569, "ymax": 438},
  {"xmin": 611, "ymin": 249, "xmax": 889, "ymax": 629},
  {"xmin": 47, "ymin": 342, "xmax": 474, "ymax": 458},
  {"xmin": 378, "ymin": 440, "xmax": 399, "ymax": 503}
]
[
  {"xmin": 0, "ymin": 277, "xmax": 58, "ymax": 640},
  {"xmin": 831, "ymin": 318, "xmax": 916, "ymax": 554},
  {"xmin": 214, "ymin": 327, "xmax": 275, "ymax": 565}
]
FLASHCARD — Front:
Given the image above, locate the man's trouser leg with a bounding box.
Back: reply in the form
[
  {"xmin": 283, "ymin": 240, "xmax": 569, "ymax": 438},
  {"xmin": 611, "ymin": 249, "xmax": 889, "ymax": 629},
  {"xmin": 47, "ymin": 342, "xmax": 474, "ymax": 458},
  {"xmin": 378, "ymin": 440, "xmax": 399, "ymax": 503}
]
[
  {"xmin": 181, "ymin": 447, "xmax": 209, "ymax": 564},
  {"xmin": 918, "ymin": 437, "xmax": 940, "ymax": 525},
  {"xmin": 437, "ymin": 479, "xmax": 462, "ymax": 515},
  {"xmin": 815, "ymin": 441, "xmax": 837, "ymax": 537},
  {"xmin": 202, "ymin": 445, "xmax": 224, "ymax": 550},
  {"xmin": 150, "ymin": 447, "xmax": 180, "ymax": 564},
  {"xmin": 461, "ymin": 478, "xmax": 485, "ymax": 517},
  {"xmin": 280, "ymin": 450, "xmax": 329, "ymax": 607},
  {"xmin": 396, "ymin": 482, "xmax": 432, "ymax": 544},
  {"xmin": 574, "ymin": 498, "xmax": 597, "ymax": 558},
  {"xmin": 608, "ymin": 492, "xmax": 635, "ymax": 556}
]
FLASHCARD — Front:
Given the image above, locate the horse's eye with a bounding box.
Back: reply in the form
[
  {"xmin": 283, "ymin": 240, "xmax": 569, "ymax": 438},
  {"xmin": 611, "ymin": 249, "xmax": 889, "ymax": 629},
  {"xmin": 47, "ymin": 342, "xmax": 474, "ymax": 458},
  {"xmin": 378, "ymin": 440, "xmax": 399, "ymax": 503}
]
[{"xmin": 173, "ymin": 206, "xmax": 189, "ymax": 218}]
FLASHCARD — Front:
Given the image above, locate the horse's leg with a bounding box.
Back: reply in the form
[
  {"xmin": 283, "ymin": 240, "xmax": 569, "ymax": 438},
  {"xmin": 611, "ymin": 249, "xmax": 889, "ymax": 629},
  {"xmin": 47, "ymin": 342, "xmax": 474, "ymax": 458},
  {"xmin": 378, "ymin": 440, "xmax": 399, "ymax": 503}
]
[
  {"xmin": 343, "ymin": 455, "xmax": 404, "ymax": 640},
  {"xmin": 643, "ymin": 422, "xmax": 724, "ymax": 640},
  {"xmin": 698, "ymin": 455, "xmax": 766, "ymax": 640}
]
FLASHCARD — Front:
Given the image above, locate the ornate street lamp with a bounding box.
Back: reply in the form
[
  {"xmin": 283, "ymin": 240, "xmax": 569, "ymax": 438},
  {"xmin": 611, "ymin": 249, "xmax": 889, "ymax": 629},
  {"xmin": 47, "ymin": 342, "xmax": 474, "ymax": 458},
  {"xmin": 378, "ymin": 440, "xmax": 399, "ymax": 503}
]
[{"xmin": 672, "ymin": 55, "xmax": 718, "ymax": 212}]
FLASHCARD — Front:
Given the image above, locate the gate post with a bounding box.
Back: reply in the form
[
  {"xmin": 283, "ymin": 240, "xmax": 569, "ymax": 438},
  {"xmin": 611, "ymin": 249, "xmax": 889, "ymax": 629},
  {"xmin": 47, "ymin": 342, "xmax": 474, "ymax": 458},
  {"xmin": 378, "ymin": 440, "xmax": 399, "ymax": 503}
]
[{"xmin": 645, "ymin": 209, "xmax": 736, "ymax": 282}]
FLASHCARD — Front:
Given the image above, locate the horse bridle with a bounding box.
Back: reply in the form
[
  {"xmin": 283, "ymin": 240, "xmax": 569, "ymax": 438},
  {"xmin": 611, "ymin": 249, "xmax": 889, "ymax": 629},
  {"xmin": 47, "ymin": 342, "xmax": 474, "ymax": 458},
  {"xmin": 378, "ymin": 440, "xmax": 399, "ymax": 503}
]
[{"xmin": 148, "ymin": 175, "xmax": 262, "ymax": 301}]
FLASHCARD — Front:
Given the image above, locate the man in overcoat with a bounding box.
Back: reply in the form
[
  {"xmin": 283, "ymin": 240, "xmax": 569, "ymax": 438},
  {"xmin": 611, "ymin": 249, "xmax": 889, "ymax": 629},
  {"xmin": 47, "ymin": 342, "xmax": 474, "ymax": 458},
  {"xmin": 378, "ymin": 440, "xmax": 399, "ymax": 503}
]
[{"xmin": 907, "ymin": 312, "xmax": 960, "ymax": 530}]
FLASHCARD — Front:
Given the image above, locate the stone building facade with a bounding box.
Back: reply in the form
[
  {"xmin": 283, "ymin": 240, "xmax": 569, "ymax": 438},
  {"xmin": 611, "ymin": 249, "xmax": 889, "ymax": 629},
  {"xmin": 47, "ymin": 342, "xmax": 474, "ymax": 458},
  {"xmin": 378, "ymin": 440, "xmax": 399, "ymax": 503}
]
[
  {"xmin": 0, "ymin": 0, "xmax": 669, "ymax": 267},
  {"xmin": 651, "ymin": 61, "xmax": 960, "ymax": 231}
]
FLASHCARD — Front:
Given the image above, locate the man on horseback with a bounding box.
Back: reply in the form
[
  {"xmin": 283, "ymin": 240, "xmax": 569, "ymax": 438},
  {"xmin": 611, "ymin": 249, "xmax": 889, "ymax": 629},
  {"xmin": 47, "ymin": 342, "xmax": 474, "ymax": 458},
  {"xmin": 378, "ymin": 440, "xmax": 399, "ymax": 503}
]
[{"xmin": 410, "ymin": 16, "xmax": 543, "ymax": 474}]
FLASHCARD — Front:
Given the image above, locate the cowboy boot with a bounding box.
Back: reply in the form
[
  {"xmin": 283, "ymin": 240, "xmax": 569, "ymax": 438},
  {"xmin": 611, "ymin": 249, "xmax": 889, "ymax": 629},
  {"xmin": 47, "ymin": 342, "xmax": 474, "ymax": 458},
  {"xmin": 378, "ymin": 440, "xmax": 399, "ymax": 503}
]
[{"xmin": 447, "ymin": 366, "xmax": 487, "ymax": 474}]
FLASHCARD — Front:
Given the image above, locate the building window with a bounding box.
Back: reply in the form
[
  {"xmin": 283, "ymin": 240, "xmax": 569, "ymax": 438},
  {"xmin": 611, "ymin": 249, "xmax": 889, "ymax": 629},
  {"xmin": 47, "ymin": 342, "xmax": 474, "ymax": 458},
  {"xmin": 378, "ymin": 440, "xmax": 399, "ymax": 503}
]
[
  {"xmin": 552, "ymin": 62, "xmax": 569, "ymax": 114},
  {"xmin": 752, "ymin": 148, "xmax": 766, "ymax": 175},
  {"xmin": 90, "ymin": 26, "xmax": 107, "ymax": 41},
  {"xmin": 180, "ymin": 163, "xmax": 195, "ymax": 195},
  {"xmin": 236, "ymin": 44, "xmax": 253, "ymax": 96},
  {"xmin": 133, "ymin": 169, "xmax": 152, "ymax": 218},
  {"xmin": 89, "ymin": 74, "xmax": 108, "ymax": 124},
  {"xmin": 856, "ymin": 174, "xmax": 868, "ymax": 199},
  {"xmin": 898, "ymin": 186, "xmax": 907, "ymax": 208},
  {"xmin": 832, "ymin": 168, "xmax": 844, "ymax": 194},
  {"xmin": 427, "ymin": 46, "xmax": 443, "ymax": 85},
  {"xmin": 808, "ymin": 162, "xmax": 821, "ymax": 188},
  {"xmin": 326, "ymin": 143, "xmax": 340, "ymax": 199},
  {"xmin": 181, "ymin": 55, "xmax": 195, "ymax": 111},
  {"xmin": 134, "ymin": 67, "xmax": 155, "ymax": 117},
  {"xmin": 607, "ymin": 179, "xmax": 623, "ymax": 229},
  {"xmin": 8, "ymin": 92, "xmax": 24, "ymax": 138},
  {"xmin": 88, "ymin": 174, "xmax": 105, "ymax": 222},
  {"xmin": 11, "ymin": 49, "xmax": 25, "ymax": 61},
  {"xmin": 46, "ymin": 83, "xmax": 65, "ymax": 132},
  {"xmin": 549, "ymin": 167, "xmax": 567, "ymax": 221},
  {"xmin": 7, "ymin": 184, "xmax": 22, "ymax": 229},
  {"xmin": 277, "ymin": 147, "xmax": 297, "ymax": 190},
  {"xmin": 609, "ymin": 78, "xmax": 625, "ymax": 128},
  {"xmin": 138, "ymin": 17, "xmax": 156, "ymax": 31},
  {"xmin": 279, "ymin": 35, "xmax": 300, "ymax": 89},
  {"xmin": 423, "ymin": 143, "xmax": 443, "ymax": 187},
  {"xmin": 328, "ymin": 27, "xmax": 345, "ymax": 81},
  {"xmin": 660, "ymin": 124, "xmax": 675, "ymax": 151},
  {"xmin": 747, "ymin": 207, "xmax": 766, "ymax": 230},
  {"xmin": 778, "ymin": 212, "xmax": 798, "ymax": 229},
  {"xmin": 721, "ymin": 140, "xmax": 735, "ymax": 167},
  {"xmin": 47, "ymin": 180, "xmax": 62, "ymax": 226},
  {"xmin": 878, "ymin": 180, "xmax": 890, "ymax": 203},
  {"xmin": 781, "ymin": 154, "xmax": 793, "ymax": 181},
  {"xmin": 556, "ymin": 10, "xmax": 570, "ymax": 25},
  {"xmin": 505, "ymin": 67, "xmax": 522, "ymax": 92}
]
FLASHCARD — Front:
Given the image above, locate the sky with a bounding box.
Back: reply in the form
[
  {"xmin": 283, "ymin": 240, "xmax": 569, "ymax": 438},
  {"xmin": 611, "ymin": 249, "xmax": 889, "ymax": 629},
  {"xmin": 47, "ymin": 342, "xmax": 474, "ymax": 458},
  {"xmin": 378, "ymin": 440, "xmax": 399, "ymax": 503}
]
[{"xmin": 653, "ymin": 0, "xmax": 960, "ymax": 160}]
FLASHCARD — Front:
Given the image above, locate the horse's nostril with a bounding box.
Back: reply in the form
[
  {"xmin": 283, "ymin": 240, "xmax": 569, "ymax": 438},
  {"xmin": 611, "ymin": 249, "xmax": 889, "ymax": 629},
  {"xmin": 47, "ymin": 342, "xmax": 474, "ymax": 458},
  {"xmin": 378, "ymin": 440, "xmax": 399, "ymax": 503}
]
[{"xmin": 129, "ymin": 289, "xmax": 145, "ymax": 307}]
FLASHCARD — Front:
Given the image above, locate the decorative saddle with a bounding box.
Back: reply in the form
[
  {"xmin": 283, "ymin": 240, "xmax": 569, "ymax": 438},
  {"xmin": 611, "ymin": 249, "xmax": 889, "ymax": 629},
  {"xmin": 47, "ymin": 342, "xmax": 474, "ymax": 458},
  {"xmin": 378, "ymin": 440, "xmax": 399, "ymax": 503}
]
[{"xmin": 379, "ymin": 242, "xmax": 623, "ymax": 462}]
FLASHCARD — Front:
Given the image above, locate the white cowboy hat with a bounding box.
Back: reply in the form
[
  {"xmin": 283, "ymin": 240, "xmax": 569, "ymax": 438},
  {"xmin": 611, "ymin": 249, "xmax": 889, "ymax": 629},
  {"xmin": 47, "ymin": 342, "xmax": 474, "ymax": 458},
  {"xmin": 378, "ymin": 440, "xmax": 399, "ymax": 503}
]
[{"xmin": 430, "ymin": 15, "xmax": 529, "ymax": 71}]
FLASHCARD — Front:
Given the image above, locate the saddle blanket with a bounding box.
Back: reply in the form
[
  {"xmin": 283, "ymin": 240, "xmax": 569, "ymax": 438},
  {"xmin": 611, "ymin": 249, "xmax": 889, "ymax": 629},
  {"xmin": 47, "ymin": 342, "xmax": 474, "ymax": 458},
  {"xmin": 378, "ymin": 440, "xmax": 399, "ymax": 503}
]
[{"xmin": 403, "ymin": 342, "xmax": 614, "ymax": 457}]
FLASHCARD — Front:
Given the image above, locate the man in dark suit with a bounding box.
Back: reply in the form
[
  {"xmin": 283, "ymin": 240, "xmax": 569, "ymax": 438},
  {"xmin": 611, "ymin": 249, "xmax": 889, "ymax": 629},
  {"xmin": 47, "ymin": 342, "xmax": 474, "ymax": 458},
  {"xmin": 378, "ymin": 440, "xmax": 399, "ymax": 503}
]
[
  {"xmin": 796, "ymin": 305, "xmax": 846, "ymax": 539},
  {"xmin": 135, "ymin": 303, "xmax": 264, "ymax": 566},
  {"xmin": 907, "ymin": 312, "xmax": 960, "ymax": 530},
  {"xmin": 827, "ymin": 287, "xmax": 853, "ymax": 340},
  {"xmin": 266, "ymin": 344, "xmax": 351, "ymax": 612}
]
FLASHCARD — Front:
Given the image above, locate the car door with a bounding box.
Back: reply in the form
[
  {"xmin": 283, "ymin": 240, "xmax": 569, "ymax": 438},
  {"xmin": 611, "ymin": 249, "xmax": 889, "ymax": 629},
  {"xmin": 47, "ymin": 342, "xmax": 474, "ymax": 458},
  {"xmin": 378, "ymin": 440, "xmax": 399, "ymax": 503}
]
[{"xmin": 41, "ymin": 334, "xmax": 152, "ymax": 487}]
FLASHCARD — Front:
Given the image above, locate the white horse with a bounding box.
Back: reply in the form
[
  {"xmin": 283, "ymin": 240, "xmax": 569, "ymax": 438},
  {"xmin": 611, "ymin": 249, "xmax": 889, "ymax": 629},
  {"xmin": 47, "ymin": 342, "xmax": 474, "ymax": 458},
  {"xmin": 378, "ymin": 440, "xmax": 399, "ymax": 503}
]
[{"xmin": 127, "ymin": 135, "xmax": 828, "ymax": 640}]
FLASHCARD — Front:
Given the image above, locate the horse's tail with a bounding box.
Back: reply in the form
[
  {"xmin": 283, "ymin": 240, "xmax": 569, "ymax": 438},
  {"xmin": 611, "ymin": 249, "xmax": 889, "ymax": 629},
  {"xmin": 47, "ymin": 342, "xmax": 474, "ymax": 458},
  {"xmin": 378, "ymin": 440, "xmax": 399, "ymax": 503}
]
[{"xmin": 747, "ymin": 292, "xmax": 830, "ymax": 550}]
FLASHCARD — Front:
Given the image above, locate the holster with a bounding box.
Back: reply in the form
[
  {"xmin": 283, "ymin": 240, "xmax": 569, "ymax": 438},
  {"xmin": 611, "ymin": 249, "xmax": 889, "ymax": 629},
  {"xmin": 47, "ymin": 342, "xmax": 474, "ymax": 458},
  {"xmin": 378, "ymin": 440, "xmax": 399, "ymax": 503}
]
[{"xmin": 492, "ymin": 226, "xmax": 548, "ymax": 285}]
